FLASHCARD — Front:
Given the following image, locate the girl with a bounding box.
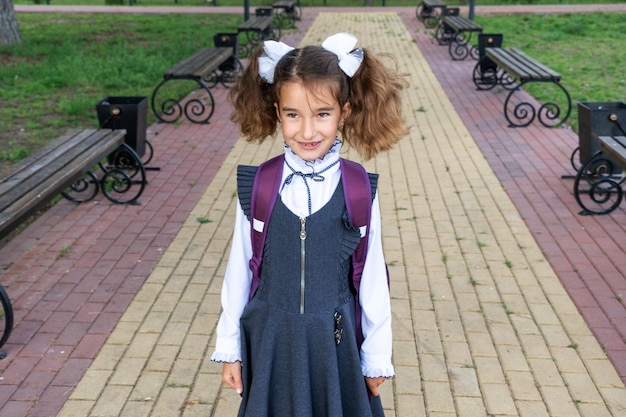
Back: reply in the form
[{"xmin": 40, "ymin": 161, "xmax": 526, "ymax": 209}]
[{"xmin": 211, "ymin": 32, "xmax": 408, "ymax": 417}]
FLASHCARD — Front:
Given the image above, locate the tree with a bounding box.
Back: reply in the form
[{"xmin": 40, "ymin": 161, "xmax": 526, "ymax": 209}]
[{"xmin": 0, "ymin": 0, "xmax": 22, "ymax": 46}]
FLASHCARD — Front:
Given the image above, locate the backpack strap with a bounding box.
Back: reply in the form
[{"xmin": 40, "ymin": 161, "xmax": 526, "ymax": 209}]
[
  {"xmin": 248, "ymin": 154, "xmax": 284, "ymax": 301},
  {"xmin": 339, "ymin": 158, "xmax": 374, "ymax": 349}
]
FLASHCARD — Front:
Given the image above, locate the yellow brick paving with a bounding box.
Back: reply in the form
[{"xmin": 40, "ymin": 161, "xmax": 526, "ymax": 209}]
[{"xmin": 57, "ymin": 12, "xmax": 626, "ymax": 417}]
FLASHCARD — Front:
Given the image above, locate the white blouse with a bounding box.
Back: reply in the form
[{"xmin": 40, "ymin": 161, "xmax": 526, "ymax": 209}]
[{"xmin": 211, "ymin": 142, "xmax": 394, "ymax": 378}]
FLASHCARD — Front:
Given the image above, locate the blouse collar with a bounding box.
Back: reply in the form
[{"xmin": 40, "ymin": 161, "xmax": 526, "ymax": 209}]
[{"xmin": 283, "ymin": 139, "xmax": 342, "ymax": 174}]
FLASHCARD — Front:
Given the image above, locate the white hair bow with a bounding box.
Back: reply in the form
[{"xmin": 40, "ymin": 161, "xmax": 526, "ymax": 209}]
[
  {"xmin": 321, "ymin": 32, "xmax": 364, "ymax": 77},
  {"xmin": 258, "ymin": 40, "xmax": 295, "ymax": 84},
  {"xmin": 257, "ymin": 32, "xmax": 364, "ymax": 84}
]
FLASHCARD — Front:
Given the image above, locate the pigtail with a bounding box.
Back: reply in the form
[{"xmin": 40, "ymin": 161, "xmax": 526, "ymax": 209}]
[
  {"xmin": 228, "ymin": 47, "xmax": 279, "ymax": 142},
  {"xmin": 342, "ymin": 49, "xmax": 410, "ymax": 160}
]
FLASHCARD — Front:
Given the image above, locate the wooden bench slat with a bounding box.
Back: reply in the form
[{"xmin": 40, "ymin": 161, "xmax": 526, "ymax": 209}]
[
  {"xmin": 485, "ymin": 48, "xmax": 533, "ymax": 80},
  {"xmin": 184, "ymin": 48, "xmax": 233, "ymax": 78},
  {"xmin": 165, "ymin": 47, "xmax": 233, "ymax": 78},
  {"xmin": 500, "ymin": 51, "xmax": 539, "ymax": 79},
  {"xmin": 0, "ymin": 129, "xmax": 124, "ymax": 209},
  {"xmin": 0, "ymin": 129, "xmax": 104, "ymax": 199},
  {"xmin": 503, "ymin": 48, "xmax": 560, "ymax": 81},
  {"xmin": 169, "ymin": 48, "xmax": 215, "ymax": 74},
  {"xmin": 0, "ymin": 129, "xmax": 126, "ymax": 236},
  {"xmin": 238, "ymin": 16, "xmax": 273, "ymax": 31},
  {"xmin": 507, "ymin": 48, "xmax": 561, "ymax": 80},
  {"xmin": 599, "ymin": 136, "xmax": 626, "ymax": 167},
  {"xmin": 443, "ymin": 15, "xmax": 482, "ymax": 32},
  {"xmin": 172, "ymin": 48, "xmax": 226, "ymax": 75},
  {"xmin": 488, "ymin": 48, "xmax": 537, "ymax": 80},
  {"xmin": 0, "ymin": 129, "xmax": 93, "ymax": 187},
  {"xmin": 486, "ymin": 47, "xmax": 560, "ymax": 82}
]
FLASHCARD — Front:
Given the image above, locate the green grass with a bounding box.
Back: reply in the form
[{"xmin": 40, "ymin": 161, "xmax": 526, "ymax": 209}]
[{"xmin": 1, "ymin": 5, "xmax": 625, "ymax": 165}]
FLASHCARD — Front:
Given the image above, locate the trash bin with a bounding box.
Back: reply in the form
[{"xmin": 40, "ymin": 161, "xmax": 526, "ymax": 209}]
[
  {"xmin": 214, "ymin": 33, "xmax": 239, "ymax": 73},
  {"xmin": 96, "ymin": 96, "xmax": 147, "ymax": 158},
  {"xmin": 578, "ymin": 101, "xmax": 626, "ymax": 167},
  {"xmin": 255, "ymin": 7, "xmax": 273, "ymax": 16},
  {"xmin": 477, "ymin": 33, "xmax": 503, "ymax": 73}
]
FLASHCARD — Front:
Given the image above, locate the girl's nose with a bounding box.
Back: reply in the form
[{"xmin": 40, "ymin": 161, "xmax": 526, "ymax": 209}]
[{"xmin": 301, "ymin": 118, "xmax": 315, "ymax": 140}]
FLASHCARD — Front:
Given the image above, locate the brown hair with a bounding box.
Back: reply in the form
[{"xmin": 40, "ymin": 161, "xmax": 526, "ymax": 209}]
[{"xmin": 229, "ymin": 43, "xmax": 409, "ymax": 160}]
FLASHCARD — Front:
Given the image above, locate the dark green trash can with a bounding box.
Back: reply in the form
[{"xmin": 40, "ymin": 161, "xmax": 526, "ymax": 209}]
[
  {"xmin": 214, "ymin": 33, "xmax": 239, "ymax": 73},
  {"xmin": 96, "ymin": 96, "xmax": 147, "ymax": 158},
  {"xmin": 578, "ymin": 101, "xmax": 626, "ymax": 167}
]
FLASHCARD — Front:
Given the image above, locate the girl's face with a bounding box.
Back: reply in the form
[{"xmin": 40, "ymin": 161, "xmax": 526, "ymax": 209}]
[{"xmin": 276, "ymin": 81, "xmax": 349, "ymax": 161}]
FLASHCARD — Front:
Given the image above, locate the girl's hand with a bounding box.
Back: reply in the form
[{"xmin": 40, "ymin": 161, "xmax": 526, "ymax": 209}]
[
  {"xmin": 222, "ymin": 362, "xmax": 243, "ymax": 395},
  {"xmin": 365, "ymin": 376, "xmax": 387, "ymax": 396}
]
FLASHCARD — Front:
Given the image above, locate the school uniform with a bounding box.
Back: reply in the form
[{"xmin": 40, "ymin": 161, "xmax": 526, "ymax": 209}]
[{"xmin": 211, "ymin": 141, "xmax": 393, "ymax": 417}]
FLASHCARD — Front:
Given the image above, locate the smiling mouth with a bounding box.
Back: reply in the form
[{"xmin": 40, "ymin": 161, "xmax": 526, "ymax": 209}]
[{"xmin": 301, "ymin": 141, "xmax": 320, "ymax": 149}]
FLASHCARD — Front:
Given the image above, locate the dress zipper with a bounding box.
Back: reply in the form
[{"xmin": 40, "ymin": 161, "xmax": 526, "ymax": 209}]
[{"xmin": 299, "ymin": 217, "xmax": 307, "ymax": 314}]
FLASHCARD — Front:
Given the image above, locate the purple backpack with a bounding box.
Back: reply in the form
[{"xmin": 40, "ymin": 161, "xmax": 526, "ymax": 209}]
[{"xmin": 247, "ymin": 154, "xmax": 386, "ymax": 347}]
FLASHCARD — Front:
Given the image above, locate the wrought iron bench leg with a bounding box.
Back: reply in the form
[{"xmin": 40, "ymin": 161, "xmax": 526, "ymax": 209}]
[
  {"xmin": 448, "ymin": 31, "xmax": 471, "ymax": 61},
  {"xmin": 503, "ymin": 79, "xmax": 572, "ymax": 128},
  {"xmin": 150, "ymin": 76, "xmax": 216, "ymax": 124},
  {"xmin": 0, "ymin": 284, "xmax": 14, "ymax": 359},
  {"xmin": 63, "ymin": 143, "xmax": 148, "ymax": 205},
  {"xmin": 574, "ymin": 150, "xmax": 625, "ymax": 215},
  {"xmin": 62, "ymin": 170, "xmax": 100, "ymax": 203},
  {"xmin": 99, "ymin": 143, "xmax": 147, "ymax": 205}
]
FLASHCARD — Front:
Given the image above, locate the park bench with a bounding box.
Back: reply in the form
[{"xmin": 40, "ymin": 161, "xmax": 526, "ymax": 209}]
[
  {"xmin": 150, "ymin": 42, "xmax": 242, "ymax": 124},
  {"xmin": 272, "ymin": 0, "xmax": 302, "ymax": 25},
  {"xmin": 0, "ymin": 128, "xmax": 147, "ymax": 356},
  {"xmin": 416, "ymin": 0, "xmax": 447, "ymax": 29},
  {"xmin": 434, "ymin": 7, "xmax": 459, "ymax": 45},
  {"xmin": 238, "ymin": 8, "xmax": 281, "ymax": 57},
  {"xmin": 472, "ymin": 46, "xmax": 572, "ymax": 128},
  {"xmin": 439, "ymin": 13, "xmax": 483, "ymax": 60},
  {"xmin": 573, "ymin": 135, "xmax": 626, "ymax": 215},
  {"xmin": 0, "ymin": 129, "xmax": 147, "ymax": 238}
]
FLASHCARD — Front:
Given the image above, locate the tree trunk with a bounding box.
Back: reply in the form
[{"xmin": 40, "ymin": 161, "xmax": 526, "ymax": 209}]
[{"xmin": 0, "ymin": 0, "xmax": 23, "ymax": 46}]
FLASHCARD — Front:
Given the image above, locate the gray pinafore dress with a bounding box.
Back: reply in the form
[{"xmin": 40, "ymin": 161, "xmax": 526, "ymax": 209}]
[{"xmin": 236, "ymin": 165, "xmax": 384, "ymax": 417}]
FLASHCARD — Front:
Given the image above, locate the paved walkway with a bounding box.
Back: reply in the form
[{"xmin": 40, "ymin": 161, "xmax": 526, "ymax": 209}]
[{"xmin": 1, "ymin": 5, "xmax": 625, "ymax": 417}]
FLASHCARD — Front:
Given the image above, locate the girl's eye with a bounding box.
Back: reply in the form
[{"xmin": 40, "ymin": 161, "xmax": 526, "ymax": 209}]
[
  {"xmin": 318, "ymin": 112, "xmax": 330, "ymax": 118},
  {"xmin": 286, "ymin": 113, "xmax": 298, "ymax": 118}
]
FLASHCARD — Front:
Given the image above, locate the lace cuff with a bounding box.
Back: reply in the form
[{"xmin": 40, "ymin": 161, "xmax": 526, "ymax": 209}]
[
  {"xmin": 362, "ymin": 365, "xmax": 395, "ymax": 378},
  {"xmin": 210, "ymin": 351, "xmax": 242, "ymax": 364}
]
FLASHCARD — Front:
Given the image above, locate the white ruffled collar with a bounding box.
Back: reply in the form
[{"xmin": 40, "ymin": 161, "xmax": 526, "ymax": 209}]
[{"xmin": 283, "ymin": 139, "xmax": 342, "ymax": 174}]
